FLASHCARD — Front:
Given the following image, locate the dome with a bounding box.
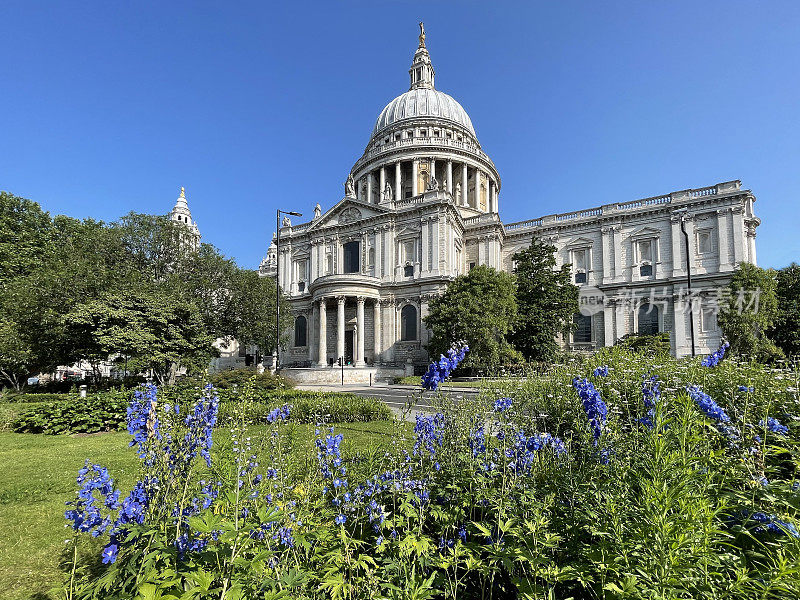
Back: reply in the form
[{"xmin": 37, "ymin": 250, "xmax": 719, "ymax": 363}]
[{"xmin": 372, "ymin": 88, "xmax": 476, "ymax": 139}]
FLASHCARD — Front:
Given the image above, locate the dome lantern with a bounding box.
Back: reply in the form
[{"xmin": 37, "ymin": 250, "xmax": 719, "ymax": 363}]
[{"xmin": 409, "ymin": 22, "xmax": 435, "ymax": 90}]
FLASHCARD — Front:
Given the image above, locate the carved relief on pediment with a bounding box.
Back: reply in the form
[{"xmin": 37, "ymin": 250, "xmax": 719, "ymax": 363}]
[{"xmin": 338, "ymin": 207, "xmax": 363, "ymax": 225}]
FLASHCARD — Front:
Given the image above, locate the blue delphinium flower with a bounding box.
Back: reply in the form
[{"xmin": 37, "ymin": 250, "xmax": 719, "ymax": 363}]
[
  {"xmin": 701, "ymin": 341, "xmax": 730, "ymax": 367},
  {"xmin": 749, "ymin": 513, "xmax": 800, "ymax": 539},
  {"xmin": 738, "ymin": 385, "xmax": 755, "ymax": 393},
  {"xmin": 335, "ymin": 514, "xmax": 346, "ymax": 525},
  {"xmin": 421, "ymin": 342, "xmax": 469, "ymax": 391},
  {"xmin": 687, "ymin": 385, "xmax": 730, "ymax": 423},
  {"xmin": 127, "ymin": 384, "xmax": 160, "ymax": 460},
  {"xmin": 265, "ymin": 404, "xmax": 292, "ymax": 424},
  {"xmin": 593, "ymin": 365, "xmax": 609, "ymax": 378},
  {"xmin": 101, "ymin": 543, "xmax": 118, "ymax": 564},
  {"xmin": 573, "ymin": 378, "xmax": 608, "ymax": 445},
  {"xmin": 638, "ymin": 375, "xmax": 661, "ymax": 429},
  {"xmin": 413, "ymin": 413, "xmax": 445, "ymax": 457},
  {"xmin": 493, "ymin": 397, "xmax": 513, "ymax": 413},
  {"xmin": 760, "ymin": 417, "xmax": 789, "ymax": 435}
]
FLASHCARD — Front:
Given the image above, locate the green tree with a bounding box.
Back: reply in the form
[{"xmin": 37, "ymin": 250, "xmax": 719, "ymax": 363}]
[
  {"xmin": 113, "ymin": 212, "xmax": 191, "ymax": 283},
  {"xmin": 1, "ymin": 216, "xmax": 137, "ymax": 372},
  {"xmin": 717, "ymin": 262, "xmax": 782, "ymax": 361},
  {"xmin": 228, "ymin": 269, "xmax": 292, "ymax": 360},
  {"xmin": 0, "ymin": 319, "xmax": 37, "ymax": 390},
  {"xmin": 769, "ymin": 262, "xmax": 800, "ymax": 357},
  {"xmin": 64, "ymin": 289, "xmax": 215, "ymax": 384},
  {"xmin": 165, "ymin": 243, "xmax": 240, "ymax": 338},
  {"xmin": 424, "ymin": 265, "xmax": 520, "ymax": 371},
  {"xmin": 0, "ymin": 191, "xmax": 52, "ymax": 286},
  {"xmin": 511, "ymin": 239, "xmax": 579, "ymax": 362}
]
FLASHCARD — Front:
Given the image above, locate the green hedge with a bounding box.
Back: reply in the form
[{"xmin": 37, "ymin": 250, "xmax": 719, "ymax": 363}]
[
  {"xmin": 11, "ymin": 387, "xmax": 392, "ymax": 434},
  {"xmin": 220, "ymin": 390, "xmax": 392, "ymax": 425},
  {"xmin": 11, "ymin": 392, "xmax": 131, "ymax": 434}
]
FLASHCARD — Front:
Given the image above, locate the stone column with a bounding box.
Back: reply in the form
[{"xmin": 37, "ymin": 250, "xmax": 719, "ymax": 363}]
[
  {"xmin": 366, "ymin": 171, "xmax": 372, "ymax": 204},
  {"xmin": 430, "ymin": 158, "xmax": 436, "ymax": 182},
  {"xmin": 412, "ymin": 160, "xmax": 418, "ymax": 196},
  {"xmin": 461, "ymin": 163, "xmax": 469, "ymax": 206},
  {"xmin": 395, "ymin": 162, "xmax": 402, "ymax": 202},
  {"xmin": 488, "ymin": 181, "xmax": 493, "ymax": 212},
  {"xmin": 673, "ymin": 290, "xmax": 687, "ymax": 357},
  {"xmin": 311, "ymin": 301, "xmax": 319, "ymax": 363},
  {"xmin": 603, "ymin": 303, "xmax": 615, "ymax": 347},
  {"xmin": 731, "ymin": 206, "xmax": 745, "ymax": 266},
  {"xmin": 612, "ymin": 225, "xmax": 624, "ymax": 283},
  {"xmin": 494, "ymin": 185, "xmax": 499, "ymax": 213},
  {"xmin": 374, "ymin": 227, "xmax": 382, "ymax": 279},
  {"xmin": 475, "ymin": 169, "xmax": 482, "ymax": 209},
  {"xmin": 385, "ymin": 301, "xmax": 395, "ymax": 363},
  {"xmin": 670, "ymin": 216, "xmax": 684, "ymax": 278},
  {"xmin": 421, "ymin": 217, "xmax": 429, "ymax": 275},
  {"xmin": 336, "ymin": 296, "xmax": 345, "ymax": 362},
  {"xmin": 601, "ymin": 226, "xmax": 612, "ymax": 284},
  {"xmin": 379, "ymin": 166, "xmax": 386, "ymax": 203},
  {"xmin": 716, "ymin": 209, "xmax": 730, "ymax": 270},
  {"xmin": 373, "ymin": 300, "xmax": 381, "ymax": 364},
  {"xmin": 317, "ymin": 298, "xmax": 327, "ymax": 367},
  {"xmin": 446, "ymin": 160, "xmax": 453, "ymax": 193},
  {"xmin": 355, "ymin": 297, "xmax": 365, "ymax": 367}
]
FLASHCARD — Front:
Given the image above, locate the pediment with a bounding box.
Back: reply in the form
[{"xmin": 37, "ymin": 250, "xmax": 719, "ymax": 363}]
[
  {"xmin": 629, "ymin": 225, "xmax": 662, "ymax": 239},
  {"xmin": 395, "ymin": 225, "xmax": 421, "ymax": 238},
  {"xmin": 566, "ymin": 236, "xmax": 595, "ymax": 248},
  {"xmin": 307, "ymin": 198, "xmax": 391, "ymax": 232}
]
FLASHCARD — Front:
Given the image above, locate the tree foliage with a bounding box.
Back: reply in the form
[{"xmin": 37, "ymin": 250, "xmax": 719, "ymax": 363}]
[
  {"xmin": 511, "ymin": 239, "xmax": 579, "ymax": 362},
  {"xmin": 0, "ymin": 194, "xmax": 289, "ymax": 387},
  {"xmin": 64, "ymin": 290, "xmax": 215, "ymax": 384},
  {"xmin": 424, "ymin": 265, "xmax": 520, "ymax": 371},
  {"xmin": 0, "ymin": 191, "xmax": 52, "ymax": 286},
  {"xmin": 770, "ymin": 262, "xmax": 800, "ymax": 357},
  {"xmin": 717, "ymin": 262, "xmax": 782, "ymax": 361}
]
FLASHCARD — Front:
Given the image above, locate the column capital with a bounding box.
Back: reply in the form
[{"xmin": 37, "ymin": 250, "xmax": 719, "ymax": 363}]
[
  {"xmin": 356, "ymin": 296, "xmax": 366, "ymax": 304},
  {"xmin": 336, "ymin": 296, "xmax": 346, "ymax": 305},
  {"xmin": 318, "ymin": 296, "xmax": 327, "ymax": 305}
]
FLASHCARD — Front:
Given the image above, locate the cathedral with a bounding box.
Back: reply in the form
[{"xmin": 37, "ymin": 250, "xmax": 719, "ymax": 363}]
[{"xmin": 257, "ymin": 24, "xmax": 760, "ymax": 382}]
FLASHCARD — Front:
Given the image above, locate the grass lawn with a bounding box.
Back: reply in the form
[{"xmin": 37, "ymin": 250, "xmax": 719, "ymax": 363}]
[{"xmin": 0, "ymin": 420, "xmax": 403, "ymax": 600}]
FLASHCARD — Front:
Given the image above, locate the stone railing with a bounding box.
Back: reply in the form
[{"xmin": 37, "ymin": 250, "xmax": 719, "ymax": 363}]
[
  {"xmin": 351, "ymin": 135, "xmax": 495, "ymax": 172},
  {"xmin": 503, "ymin": 181, "xmax": 739, "ymax": 234}
]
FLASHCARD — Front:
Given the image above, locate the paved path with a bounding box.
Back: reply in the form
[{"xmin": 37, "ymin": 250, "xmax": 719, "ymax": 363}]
[{"xmin": 294, "ymin": 383, "xmax": 481, "ymax": 419}]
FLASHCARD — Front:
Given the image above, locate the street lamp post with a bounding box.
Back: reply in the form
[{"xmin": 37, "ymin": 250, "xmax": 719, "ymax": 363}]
[{"xmin": 275, "ymin": 209, "xmax": 303, "ymax": 371}]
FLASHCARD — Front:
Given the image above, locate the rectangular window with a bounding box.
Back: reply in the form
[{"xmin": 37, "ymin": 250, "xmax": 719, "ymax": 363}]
[
  {"xmin": 575, "ymin": 272, "xmax": 587, "ymax": 284},
  {"xmin": 638, "ymin": 240, "xmax": 653, "ymax": 263},
  {"xmin": 574, "ymin": 250, "xmax": 586, "ymax": 272},
  {"xmin": 469, "ymin": 262, "xmax": 476, "ymax": 271},
  {"xmin": 701, "ymin": 307, "xmax": 716, "ymax": 332},
  {"xmin": 639, "ymin": 264, "xmax": 653, "ymax": 277},
  {"xmin": 574, "ymin": 314, "xmax": 592, "ymax": 343},
  {"xmin": 697, "ymin": 230, "xmax": 712, "ymax": 254},
  {"xmin": 343, "ymin": 241, "xmax": 360, "ymax": 274}
]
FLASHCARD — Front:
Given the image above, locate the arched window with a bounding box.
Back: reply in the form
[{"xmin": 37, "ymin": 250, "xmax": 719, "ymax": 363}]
[
  {"xmin": 294, "ymin": 315, "xmax": 307, "ymax": 347},
  {"xmin": 400, "ymin": 305, "xmax": 417, "ymax": 341},
  {"xmin": 638, "ymin": 303, "xmax": 659, "ymax": 336}
]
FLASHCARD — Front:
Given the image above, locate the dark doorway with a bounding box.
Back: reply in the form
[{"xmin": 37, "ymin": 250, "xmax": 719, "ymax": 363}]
[{"xmin": 345, "ymin": 330, "xmax": 355, "ymax": 364}]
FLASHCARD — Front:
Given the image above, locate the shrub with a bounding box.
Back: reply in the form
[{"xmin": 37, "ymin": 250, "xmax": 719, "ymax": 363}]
[
  {"xmin": 205, "ymin": 368, "xmax": 290, "ymax": 391},
  {"xmin": 219, "ymin": 390, "xmax": 392, "ymax": 424},
  {"xmin": 615, "ymin": 331, "xmax": 672, "ymax": 355},
  {"xmin": 11, "ymin": 387, "xmax": 391, "ymax": 434},
  {"xmin": 12, "ymin": 391, "xmax": 131, "ymax": 434}
]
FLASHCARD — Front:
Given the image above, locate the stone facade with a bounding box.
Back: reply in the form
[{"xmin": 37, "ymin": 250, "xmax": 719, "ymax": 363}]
[{"xmin": 262, "ymin": 26, "xmax": 760, "ymax": 373}]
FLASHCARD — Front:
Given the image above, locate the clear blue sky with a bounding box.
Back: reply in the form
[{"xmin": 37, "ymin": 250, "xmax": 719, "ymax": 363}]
[{"xmin": 1, "ymin": 1, "xmax": 798, "ymax": 269}]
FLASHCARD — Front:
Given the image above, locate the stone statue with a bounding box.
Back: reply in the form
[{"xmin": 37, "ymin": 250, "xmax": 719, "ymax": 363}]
[
  {"xmin": 282, "ymin": 215, "xmax": 291, "ymax": 227},
  {"xmin": 345, "ymin": 174, "xmax": 356, "ymax": 197},
  {"xmin": 313, "ymin": 203, "xmax": 322, "ymax": 219},
  {"xmin": 441, "ymin": 178, "xmax": 449, "ymax": 193},
  {"xmin": 426, "ymin": 174, "xmax": 440, "ymax": 191},
  {"xmin": 455, "ymin": 181, "xmax": 462, "ymax": 202},
  {"xmin": 419, "ymin": 22, "xmax": 426, "ymax": 48},
  {"xmin": 383, "ymin": 181, "xmax": 393, "ymax": 202}
]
